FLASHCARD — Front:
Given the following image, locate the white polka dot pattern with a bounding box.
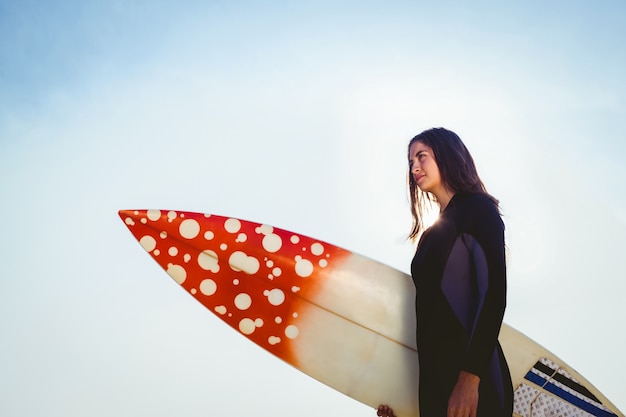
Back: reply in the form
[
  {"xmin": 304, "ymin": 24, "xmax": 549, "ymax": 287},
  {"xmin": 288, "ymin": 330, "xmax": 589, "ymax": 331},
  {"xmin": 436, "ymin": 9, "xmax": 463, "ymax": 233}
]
[{"xmin": 119, "ymin": 209, "xmax": 349, "ymax": 364}]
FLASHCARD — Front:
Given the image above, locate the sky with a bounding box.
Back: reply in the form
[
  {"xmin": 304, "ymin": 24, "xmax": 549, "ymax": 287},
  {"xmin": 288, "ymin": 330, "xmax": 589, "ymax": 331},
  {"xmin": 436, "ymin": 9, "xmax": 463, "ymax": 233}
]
[{"xmin": 1, "ymin": 0, "xmax": 625, "ymax": 416}]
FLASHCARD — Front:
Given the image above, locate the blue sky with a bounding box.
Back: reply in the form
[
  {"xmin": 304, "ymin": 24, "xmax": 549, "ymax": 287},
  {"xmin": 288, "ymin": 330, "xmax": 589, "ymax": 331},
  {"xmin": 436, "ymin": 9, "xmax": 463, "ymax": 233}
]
[{"xmin": 1, "ymin": 1, "xmax": 625, "ymax": 416}]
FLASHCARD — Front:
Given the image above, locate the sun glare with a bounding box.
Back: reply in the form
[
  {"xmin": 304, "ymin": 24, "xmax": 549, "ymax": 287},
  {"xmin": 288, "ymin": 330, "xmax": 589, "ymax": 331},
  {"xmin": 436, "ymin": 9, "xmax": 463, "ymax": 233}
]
[{"xmin": 422, "ymin": 201, "xmax": 440, "ymax": 230}]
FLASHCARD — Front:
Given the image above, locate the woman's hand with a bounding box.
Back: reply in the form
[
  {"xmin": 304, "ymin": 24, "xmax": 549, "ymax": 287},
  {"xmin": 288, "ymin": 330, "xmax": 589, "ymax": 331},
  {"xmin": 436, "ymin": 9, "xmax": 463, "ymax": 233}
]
[
  {"xmin": 376, "ymin": 404, "xmax": 396, "ymax": 417},
  {"xmin": 447, "ymin": 371, "xmax": 480, "ymax": 417}
]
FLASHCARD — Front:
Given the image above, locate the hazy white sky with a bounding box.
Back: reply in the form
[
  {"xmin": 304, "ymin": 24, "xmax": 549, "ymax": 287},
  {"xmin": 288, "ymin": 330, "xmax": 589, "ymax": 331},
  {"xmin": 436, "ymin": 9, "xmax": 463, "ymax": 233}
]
[{"xmin": 1, "ymin": 1, "xmax": 625, "ymax": 416}]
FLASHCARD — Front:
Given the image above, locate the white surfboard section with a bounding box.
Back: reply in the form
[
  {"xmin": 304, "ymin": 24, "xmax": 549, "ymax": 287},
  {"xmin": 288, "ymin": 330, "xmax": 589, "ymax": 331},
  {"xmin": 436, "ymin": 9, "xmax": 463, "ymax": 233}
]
[{"xmin": 247, "ymin": 252, "xmax": 624, "ymax": 417}]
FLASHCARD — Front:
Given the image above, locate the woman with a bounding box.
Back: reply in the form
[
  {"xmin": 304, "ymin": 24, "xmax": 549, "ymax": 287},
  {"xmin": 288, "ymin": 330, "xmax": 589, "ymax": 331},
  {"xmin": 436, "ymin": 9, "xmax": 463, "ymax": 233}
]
[{"xmin": 378, "ymin": 128, "xmax": 513, "ymax": 417}]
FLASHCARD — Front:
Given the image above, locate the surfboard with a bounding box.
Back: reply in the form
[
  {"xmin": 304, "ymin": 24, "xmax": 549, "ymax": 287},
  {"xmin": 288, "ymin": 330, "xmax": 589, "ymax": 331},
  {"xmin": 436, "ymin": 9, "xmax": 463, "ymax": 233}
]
[{"xmin": 119, "ymin": 209, "xmax": 623, "ymax": 417}]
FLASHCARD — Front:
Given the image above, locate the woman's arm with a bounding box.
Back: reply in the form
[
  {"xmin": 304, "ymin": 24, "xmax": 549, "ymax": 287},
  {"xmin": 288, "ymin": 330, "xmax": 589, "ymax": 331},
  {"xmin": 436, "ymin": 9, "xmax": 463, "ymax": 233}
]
[{"xmin": 459, "ymin": 196, "xmax": 507, "ymax": 378}]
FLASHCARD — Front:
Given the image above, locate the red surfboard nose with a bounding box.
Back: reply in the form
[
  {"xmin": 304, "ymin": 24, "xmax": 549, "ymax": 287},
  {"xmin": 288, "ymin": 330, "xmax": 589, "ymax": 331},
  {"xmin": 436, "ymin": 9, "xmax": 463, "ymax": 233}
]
[{"xmin": 117, "ymin": 209, "xmax": 350, "ymax": 364}]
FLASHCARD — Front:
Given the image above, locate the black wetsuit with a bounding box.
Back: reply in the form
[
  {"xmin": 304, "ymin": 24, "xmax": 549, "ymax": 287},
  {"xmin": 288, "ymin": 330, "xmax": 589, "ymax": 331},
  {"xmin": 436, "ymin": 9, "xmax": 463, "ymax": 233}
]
[{"xmin": 411, "ymin": 192, "xmax": 513, "ymax": 416}]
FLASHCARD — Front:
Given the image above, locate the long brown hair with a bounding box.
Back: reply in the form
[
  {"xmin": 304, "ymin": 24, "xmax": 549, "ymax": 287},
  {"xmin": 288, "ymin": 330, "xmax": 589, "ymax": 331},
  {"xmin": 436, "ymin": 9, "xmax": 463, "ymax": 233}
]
[{"xmin": 408, "ymin": 128, "xmax": 499, "ymax": 241}]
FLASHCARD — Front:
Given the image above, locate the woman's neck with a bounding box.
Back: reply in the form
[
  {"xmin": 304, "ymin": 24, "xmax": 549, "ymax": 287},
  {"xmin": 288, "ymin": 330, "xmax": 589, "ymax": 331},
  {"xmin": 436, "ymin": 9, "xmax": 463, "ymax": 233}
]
[{"xmin": 435, "ymin": 188, "xmax": 455, "ymax": 212}]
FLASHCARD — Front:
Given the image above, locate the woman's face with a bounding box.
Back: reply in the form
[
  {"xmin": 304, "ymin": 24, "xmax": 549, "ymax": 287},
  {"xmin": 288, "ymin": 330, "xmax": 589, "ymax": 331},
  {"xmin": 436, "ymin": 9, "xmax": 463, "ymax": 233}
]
[{"xmin": 409, "ymin": 141, "xmax": 444, "ymax": 196}]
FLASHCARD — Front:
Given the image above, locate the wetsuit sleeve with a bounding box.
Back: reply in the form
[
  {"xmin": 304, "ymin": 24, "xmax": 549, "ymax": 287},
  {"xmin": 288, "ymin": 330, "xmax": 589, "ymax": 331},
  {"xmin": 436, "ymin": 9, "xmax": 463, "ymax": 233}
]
[{"xmin": 461, "ymin": 197, "xmax": 506, "ymax": 379}]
